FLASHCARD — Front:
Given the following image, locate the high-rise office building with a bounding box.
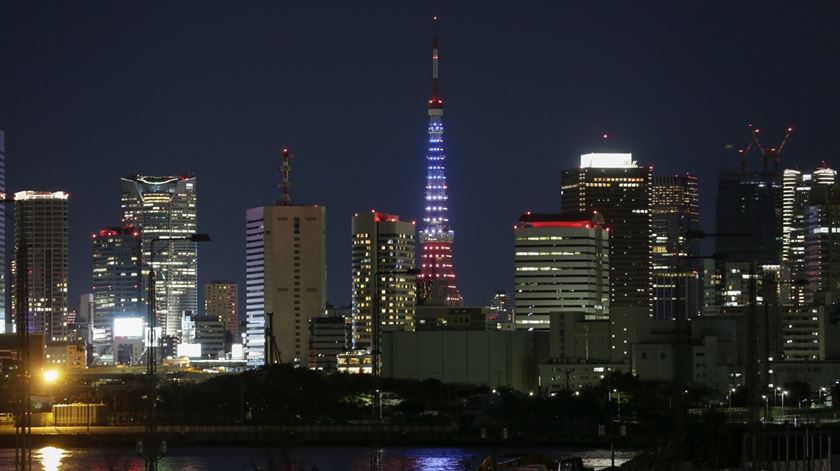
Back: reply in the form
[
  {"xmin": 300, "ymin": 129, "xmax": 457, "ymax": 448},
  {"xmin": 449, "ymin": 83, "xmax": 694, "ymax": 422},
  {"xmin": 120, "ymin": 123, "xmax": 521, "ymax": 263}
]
[
  {"xmin": 244, "ymin": 152, "xmax": 326, "ymax": 368},
  {"xmin": 204, "ymin": 281, "xmax": 239, "ymax": 342},
  {"xmin": 14, "ymin": 191, "xmax": 69, "ymax": 341},
  {"xmin": 90, "ymin": 226, "xmax": 143, "ymax": 363},
  {"xmin": 121, "ymin": 175, "xmax": 198, "ymax": 337},
  {"xmin": 781, "ymin": 166, "xmax": 836, "ymax": 305},
  {"xmin": 804, "ymin": 184, "xmax": 840, "ymax": 305},
  {"xmin": 417, "ymin": 22, "xmax": 462, "ymax": 306},
  {"xmin": 651, "ymin": 174, "xmax": 700, "ymax": 320},
  {"xmin": 351, "ymin": 211, "xmax": 417, "ymax": 349},
  {"xmin": 0, "ymin": 131, "xmax": 5, "ymax": 333},
  {"xmin": 715, "ymin": 170, "xmax": 782, "ymax": 265},
  {"xmin": 561, "ymin": 153, "xmax": 652, "ymax": 312},
  {"xmin": 513, "ymin": 212, "xmax": 610, "ymax": 331}
]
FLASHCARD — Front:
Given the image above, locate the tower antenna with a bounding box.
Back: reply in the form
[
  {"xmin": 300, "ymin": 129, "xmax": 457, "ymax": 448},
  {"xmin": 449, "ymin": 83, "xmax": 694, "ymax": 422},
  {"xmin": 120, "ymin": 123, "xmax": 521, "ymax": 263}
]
[
  {"xmin": 278, "ymin": 148, "xmax": 293, "ymax": 206},
  {"xmin": 429, "ymin": 16, "xmax": 443, "ymax": 109}
]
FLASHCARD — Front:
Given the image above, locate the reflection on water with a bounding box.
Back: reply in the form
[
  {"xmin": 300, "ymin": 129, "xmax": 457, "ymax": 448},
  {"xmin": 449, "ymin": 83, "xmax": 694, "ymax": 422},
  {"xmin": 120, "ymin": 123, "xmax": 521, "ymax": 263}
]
[
  {"xmin": 37, "ymin": 446, "xmax": 66, "ymax": 471},
  {"xmin": 0, "ymin": 446, "xmax": 634, "ymax": 470}
]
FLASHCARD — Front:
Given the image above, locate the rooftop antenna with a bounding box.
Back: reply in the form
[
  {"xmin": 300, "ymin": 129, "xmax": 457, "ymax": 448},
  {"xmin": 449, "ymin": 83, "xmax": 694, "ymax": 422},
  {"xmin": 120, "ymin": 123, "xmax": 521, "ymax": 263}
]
[{"xmin": 278, "ymin": 148, "xmax": 293, "ymax": 206}]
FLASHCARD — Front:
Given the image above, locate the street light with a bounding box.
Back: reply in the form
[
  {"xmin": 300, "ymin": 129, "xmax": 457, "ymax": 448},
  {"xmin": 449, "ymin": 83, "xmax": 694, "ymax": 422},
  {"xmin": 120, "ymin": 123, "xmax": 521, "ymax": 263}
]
[
  {"xmin": 140, "ymin": 233, "xmax": 210, "ymax": 471},
  {"xmin": 43, "ymin": 370, "xmax": 59, "ymax": 405},
  {"xmin": 781, "ymin": 390, "xmax": 788, "ymax": 413},
  {"xmin": 729, "ymin": 388, "xmax": 736, "ymax": 409},
  {"xmin": 761, "ymin": 395, "xmax": 769, "ymax": 421},
  {"xmin": 820, "ymin": 387, "xmax": 827, "ymax": 406}
]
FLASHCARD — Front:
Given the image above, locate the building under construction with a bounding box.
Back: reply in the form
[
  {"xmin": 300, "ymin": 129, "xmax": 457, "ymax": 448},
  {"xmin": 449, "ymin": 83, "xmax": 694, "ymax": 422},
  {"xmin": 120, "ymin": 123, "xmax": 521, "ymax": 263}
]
[{"xmin": 715, "ymin": 125, "xmax": 794, "ymax": 265}]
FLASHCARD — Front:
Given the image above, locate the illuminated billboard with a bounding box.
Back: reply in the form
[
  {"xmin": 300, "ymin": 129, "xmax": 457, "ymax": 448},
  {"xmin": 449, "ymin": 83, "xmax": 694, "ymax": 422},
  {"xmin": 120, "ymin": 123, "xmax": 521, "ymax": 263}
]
[
  {"xmin": 177, "ymin": 343, "xmax": 201, "ymax": 358},
  {"xmin": 580, "ymin": 153, "xmax": 636, "ymax": 169},
  {"xmin": 113, "ymin": 317, "xmax": 143, "ymax": 338}
]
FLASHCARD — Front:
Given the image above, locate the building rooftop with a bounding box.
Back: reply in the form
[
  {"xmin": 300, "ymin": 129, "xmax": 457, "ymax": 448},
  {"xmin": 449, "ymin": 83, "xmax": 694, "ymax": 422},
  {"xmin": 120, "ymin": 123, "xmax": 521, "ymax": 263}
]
[
  {"xmin": 580, "ymin": 153, "xmax": 636, "ymax": 169},
  {"xmin": 516, "ymin": 211, "xmax": 605, "ymax": 229}
]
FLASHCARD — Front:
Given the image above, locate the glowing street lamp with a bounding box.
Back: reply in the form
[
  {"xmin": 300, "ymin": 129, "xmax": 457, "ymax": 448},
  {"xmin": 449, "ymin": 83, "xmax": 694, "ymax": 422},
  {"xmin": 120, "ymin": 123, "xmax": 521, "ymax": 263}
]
[
  {"xmin": 42, "ymin": 369, "xmax": 58, "ymax": 384},
  {"xmin": 761, "ymin": 395, "xmax": 769, "ymax": 421},
  {"xmin": 43, "ymin": 369, "xmax": 59, "ymax": 404}
]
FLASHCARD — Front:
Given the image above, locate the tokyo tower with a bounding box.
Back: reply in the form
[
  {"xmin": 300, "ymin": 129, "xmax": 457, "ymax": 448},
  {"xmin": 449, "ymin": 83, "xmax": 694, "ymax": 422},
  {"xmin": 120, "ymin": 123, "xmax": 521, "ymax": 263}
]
[{"xmin": 418, "ymin": 17, "xmax": 462, "ymax": 305}]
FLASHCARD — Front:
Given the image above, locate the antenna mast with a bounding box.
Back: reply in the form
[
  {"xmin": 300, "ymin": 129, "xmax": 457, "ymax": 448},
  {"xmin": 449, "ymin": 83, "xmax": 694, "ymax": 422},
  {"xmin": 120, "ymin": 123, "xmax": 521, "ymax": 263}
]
[{"xmin": 279, "ymin": 148, "xmax": 293, "ymax": 206}]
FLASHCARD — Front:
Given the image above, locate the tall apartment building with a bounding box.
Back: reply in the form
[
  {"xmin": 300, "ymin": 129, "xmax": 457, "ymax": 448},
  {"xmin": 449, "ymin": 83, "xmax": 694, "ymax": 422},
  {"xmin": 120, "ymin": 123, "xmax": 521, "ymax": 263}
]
[
  {"xmin": 781, "ymin": 166, "xmax": 836, "ymax": 305},
  {"xmin": 513, "ymin": 212, "xmax": 609, "ymax": 331},
  {"xmin": 561, "ymin": 153, "xmax": 652, "ymax": 312},
  {"xmin": 121, "ymin": 175, "xmax": 198, "ymax": 337},
  {"xmin": 351, "ymin": 211, "xmax": 417, "ymax": 350},
  {"xmin": 715, "ymin": 170, "xmax": 782, "ymax": 265},
  {"xmin": 204, "ymin": 281, "xmax": 239, "ymax": 341},
  {"xmin": 90, "ymin": 226, "xmax": 142, "ymax": 363},
  {"xmin": 14, "ymin": 191, "xmax": 69, "ymax": 341},
  {"xmin": 651, "ymin": 174, "xmax": 700, "ymax": 320},
  {"xmin": 245, "ymin": 205, "xmax": 326, "ymax": 366}
]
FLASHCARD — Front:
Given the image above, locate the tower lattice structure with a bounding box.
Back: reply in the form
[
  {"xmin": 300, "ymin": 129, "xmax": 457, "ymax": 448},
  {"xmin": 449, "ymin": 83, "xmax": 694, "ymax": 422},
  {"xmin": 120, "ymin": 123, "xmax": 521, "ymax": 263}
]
[{"xmin": 418, "ymin": 19, "xmax": 462, "ymax": 305}]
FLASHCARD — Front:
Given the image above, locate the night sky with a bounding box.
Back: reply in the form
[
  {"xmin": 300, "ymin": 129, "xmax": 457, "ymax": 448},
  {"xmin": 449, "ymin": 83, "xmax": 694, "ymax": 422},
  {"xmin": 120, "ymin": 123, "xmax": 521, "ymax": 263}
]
[{"xmin": 1, "ymin": 2, "xmax": 838, "ymax": 310}]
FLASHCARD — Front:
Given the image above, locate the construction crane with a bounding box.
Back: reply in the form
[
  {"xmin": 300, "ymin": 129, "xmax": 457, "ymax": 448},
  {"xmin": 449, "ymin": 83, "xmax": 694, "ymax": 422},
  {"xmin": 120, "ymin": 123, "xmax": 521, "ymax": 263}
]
[{"xmin": 738, "ymin": 124, "xmax": 794, "ymax": 173}]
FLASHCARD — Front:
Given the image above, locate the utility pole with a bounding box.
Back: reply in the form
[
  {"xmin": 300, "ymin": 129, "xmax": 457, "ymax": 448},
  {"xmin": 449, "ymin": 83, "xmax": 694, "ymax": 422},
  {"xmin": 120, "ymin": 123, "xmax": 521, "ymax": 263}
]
[
  {"xmin": 12, "ymin": 198, "xmax": 32, "ymax": 471},
  {"xmin": 264, "ymin": 312, "xmax": 281, "ymax": 365},
  {"xmin": 139, "ymin": 234, "xmax": 209, "ymax": 471}
]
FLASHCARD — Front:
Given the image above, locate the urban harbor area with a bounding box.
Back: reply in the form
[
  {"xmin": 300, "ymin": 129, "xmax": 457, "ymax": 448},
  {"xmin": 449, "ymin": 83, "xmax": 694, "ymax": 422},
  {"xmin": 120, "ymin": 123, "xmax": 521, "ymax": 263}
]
[{"xmin": 1, "ymin": 2, "xmax": 840, "ymax": 470}]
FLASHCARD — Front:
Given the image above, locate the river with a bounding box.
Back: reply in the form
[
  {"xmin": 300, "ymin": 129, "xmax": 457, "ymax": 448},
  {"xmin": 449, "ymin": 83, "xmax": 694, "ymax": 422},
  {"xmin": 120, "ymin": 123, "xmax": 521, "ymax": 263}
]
[{"xmin": 0, "ymin": 445, "xmax": 636, "ymax": 470}]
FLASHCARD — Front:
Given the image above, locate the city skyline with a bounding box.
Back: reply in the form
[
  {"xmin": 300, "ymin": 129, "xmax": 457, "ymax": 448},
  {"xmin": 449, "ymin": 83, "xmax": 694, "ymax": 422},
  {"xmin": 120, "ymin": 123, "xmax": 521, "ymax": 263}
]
[{"xmin": 1, "ymin": 3, "xmax": 839, "ymax": 308}]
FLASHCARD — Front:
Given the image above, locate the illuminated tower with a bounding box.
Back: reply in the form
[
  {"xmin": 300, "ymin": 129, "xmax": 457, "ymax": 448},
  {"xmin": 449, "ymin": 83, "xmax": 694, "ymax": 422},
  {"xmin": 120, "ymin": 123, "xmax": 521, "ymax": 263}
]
[{"xmin": 418, "ymin": 18, "xmax": 462, "ymax": 305}]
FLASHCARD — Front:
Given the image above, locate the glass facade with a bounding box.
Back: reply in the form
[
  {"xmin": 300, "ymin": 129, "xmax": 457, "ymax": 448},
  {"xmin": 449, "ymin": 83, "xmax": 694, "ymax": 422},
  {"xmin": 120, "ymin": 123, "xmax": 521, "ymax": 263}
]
[{"xmin": 121, "ymin": 175, "xmax": 198, "ymax": 337}]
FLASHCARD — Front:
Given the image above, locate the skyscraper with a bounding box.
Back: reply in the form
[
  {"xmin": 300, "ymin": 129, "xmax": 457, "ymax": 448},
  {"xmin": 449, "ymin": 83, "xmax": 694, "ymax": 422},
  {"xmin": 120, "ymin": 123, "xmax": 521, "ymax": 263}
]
[
  {"xmin": 651, "ymin": 174, "xmax": 700, "ymax": 320},
  {"xmin": 14, "ymin": 191, "xmax": 69, "ymax": 341},
  {"xmin": 91, "ymin": 226, "xmax": 142, "ymax": 364},
  {"xmin": 245, "ymin": 150, "xmax": 326, "ymax": 366},
  {"xmin": 513, "ymin": 212, "xmax": 610, "ymax": 331},
  {"xmin": 561, "ymin": 153, "xmax": 653, "ymax": 312},
  {"xmin": 351, "ymin": 211, "xmax": 416, "ymax": 349},
  {"xmin": 781, "ymin": 166, "xmax": 836, "ymax": 305},
  {"xmin": 0, "ymin": 131, "xmax": 5, "ymax": 333},
  {"xmin": 417, "ymin": 20, "xmax": 462, "ymax": 306},
  {"xmin": 715, "ymin": 170, "xmax": 781, "ymax": 265},
  {"xmin": 805, "ymin": 184, "xmax": 840, "ymax": 305},
  {"xmin": 204, "ymin": 281, "xmax": 239, "ymax": 342},
  {"xmin": 121, "ymin": 175, "xmax": 198, "ymax": 337}
]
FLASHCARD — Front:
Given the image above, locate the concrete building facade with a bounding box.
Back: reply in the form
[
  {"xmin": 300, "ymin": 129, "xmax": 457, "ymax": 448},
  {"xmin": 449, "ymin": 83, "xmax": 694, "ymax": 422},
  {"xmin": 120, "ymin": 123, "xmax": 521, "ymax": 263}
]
[{"xmin": 245, "ymin": 204, "xmax": 326, "ymax": 366}]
